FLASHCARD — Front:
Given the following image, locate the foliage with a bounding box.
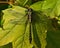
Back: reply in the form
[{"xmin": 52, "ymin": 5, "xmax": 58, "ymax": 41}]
[{"xmin": 0, "ymin": 0, "xmax": 60, "ymax": 48}]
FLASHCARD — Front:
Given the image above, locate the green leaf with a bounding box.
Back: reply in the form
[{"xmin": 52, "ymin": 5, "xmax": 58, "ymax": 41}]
[
  {"xmin": 0, "ymin": 6, "xmax": 32, "ymax": 48},
  {"xmin": 15, "ymin": 0, "xmax": 28, "ymax": 6},
  {"xmin": 46, "ymin": 30, "xmax": 60, "ymax": 48},
  {"xmin": 30, "ymin": 0, "xmax": 60, "ymax": 18},
  {"xmin": 0, "ymin": 43, "xmax": 12, "ymax": 48},
  {"xmin": 32, "ymin": 11, "xmax": 48, "ymax": 48},
  {"xmin": 15, "ymin": 0, "xmax": 32, "ymax": 6},
  {"xmin": 30, "ymin": 1, "xmax": 44, "ymax": 11},
  {"xmin": 41, "ymin": 0, "xmax": 60, "ymax": 18}
]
